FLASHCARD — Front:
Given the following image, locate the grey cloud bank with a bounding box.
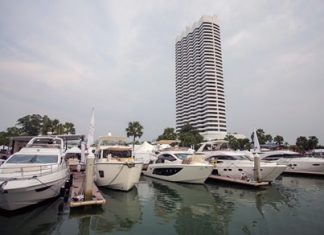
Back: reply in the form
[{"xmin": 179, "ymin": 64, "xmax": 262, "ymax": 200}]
[{"xmin": 0, "ymin": 0, "xmax": 323, "ymax": 144}]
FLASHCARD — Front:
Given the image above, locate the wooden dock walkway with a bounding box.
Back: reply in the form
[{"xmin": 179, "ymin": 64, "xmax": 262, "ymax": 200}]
[
  {"xmin": 208, "ymin": 175, "xmax": 269, "ymax": 187},
  {"xmin": 69, "ymin": 172, "xmax": 106, "ymax": 208}
]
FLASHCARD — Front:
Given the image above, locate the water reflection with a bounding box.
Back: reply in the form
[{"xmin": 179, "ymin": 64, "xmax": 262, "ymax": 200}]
[
  {"xmin": 0, "ymin": 197, "xmax": 67, "ymax": 234},
  {"xmin": 0, "ymin": 176, "xmax": 323, "ymax": 235},
  {"xmin": 206, "ymin": 179, "xmax": 299, "ymax": 216},
  {"xmin": 145, "ymin": 176, "xmax": 234, "ymax": 234},
  {"xmin": 89, "ymin": 187, "xmax": 142, "ymax": 233},
  {"xmin": 67, "ymin": 187, "xmax": 142, "ymax": 234}
]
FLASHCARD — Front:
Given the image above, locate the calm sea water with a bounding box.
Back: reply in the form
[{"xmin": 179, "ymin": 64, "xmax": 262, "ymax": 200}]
[{"xmin": 1, "ymin": 175, "xmax": 324, "ymax": 235}]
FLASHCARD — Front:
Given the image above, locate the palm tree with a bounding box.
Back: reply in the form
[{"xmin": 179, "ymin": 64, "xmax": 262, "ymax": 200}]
[
  {"xmin": 63, "ymin": 122, "xmax": 76, "ymax": 134},
  {"xmin": 126, "ymin": 121, "xmax": 143, "ymax": 151},
  {"xmin": 274, "ymin": 135, "xmax": 284, "ymax": 145}
]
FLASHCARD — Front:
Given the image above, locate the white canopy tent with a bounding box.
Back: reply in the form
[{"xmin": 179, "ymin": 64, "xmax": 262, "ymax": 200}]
[{"xmin": 133, "ymin": 141, "xmax": 157, "ymax": 164}]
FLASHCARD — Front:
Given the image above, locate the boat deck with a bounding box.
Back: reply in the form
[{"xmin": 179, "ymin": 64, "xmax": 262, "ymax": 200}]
[
  {"xmin": 208, "ymin": 175, "xmax": 269, "ymax": 187},
  {"xmin": 69, "ymin": 172, "xmax": 106, "ymax": 208}
]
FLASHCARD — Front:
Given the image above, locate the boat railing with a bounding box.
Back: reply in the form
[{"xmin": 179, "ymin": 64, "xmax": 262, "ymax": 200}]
[
  {"xmin": 0, "ymin": 163, "xmax": 66, "ymax": 180},
  {"xmin": 26, "ymin": 136, "xmax": 64, "ymax": 150}
]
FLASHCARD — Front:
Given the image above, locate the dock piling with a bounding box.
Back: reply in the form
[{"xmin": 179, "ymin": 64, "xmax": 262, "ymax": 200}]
[
  {"xmin": 84, "ymin": 152, "xmax": 95, "ymax": 201},
  {"xmin": 254, "ymin": 155, "xmax": 262, "ymax": 183}
]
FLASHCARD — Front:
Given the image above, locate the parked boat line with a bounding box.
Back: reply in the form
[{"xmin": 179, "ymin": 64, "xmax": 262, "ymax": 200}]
[{"xmin": 1, "ymin": 134, "xmax": 324, "ymax": 213}]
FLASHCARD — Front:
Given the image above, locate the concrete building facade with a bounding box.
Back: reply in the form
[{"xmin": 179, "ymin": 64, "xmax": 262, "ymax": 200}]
[{"xmin": 175, "ymin": 16, "xmax": 227, "ymax": 140}]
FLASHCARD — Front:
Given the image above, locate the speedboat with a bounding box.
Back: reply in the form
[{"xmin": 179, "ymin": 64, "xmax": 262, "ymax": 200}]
[
  {"xmin": 94, "ymin": 136, "xmax": 143, "ymax": 191},
  {"xmin": 0, "ymin": 136, "xmax": 69, "ymax": 211},
  {"xmin": 258, "ymin": 150, "xmax": 324, "ymax": 175},
  {"xmin": 142, "ymin": 150, "xmax": 213, "ymax": 184},
  {"xmin": 197, "ymin": 140, "xmax": 286, "ymax": 182}
]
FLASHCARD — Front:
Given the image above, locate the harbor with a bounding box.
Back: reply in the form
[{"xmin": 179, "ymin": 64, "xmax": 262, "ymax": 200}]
[
  {"xmin": 1, "ymin": 175, "xmax": 324, "ymax": 234},
  {"xmin": 1, "ymin": 1, "xmax": 324, "ymax": 234}
]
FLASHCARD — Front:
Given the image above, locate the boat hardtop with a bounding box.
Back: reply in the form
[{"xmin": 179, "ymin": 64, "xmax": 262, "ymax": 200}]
[
  {"xmin": 203, "ymin": 150, "xmax": 253, "ymax": 161},
  {"xmin": 196, "ymin": 140, "xmax": 230, "ymax": 153}
]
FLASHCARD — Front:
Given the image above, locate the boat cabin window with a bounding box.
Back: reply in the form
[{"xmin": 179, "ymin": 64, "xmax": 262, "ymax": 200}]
[
  {"xmin": 6, "ymin": 154, "xmax": 58, "ymax": 164},
  {"xmin": 102, "ymin": 149, "xmax": 132, "ymax": 158},
  {"xmin": 156, "ymin": 154, "xmax": 177, "ymax": 163},
  {"xmin": 262, "ymin": 153, "xmax": 300, "ymax": 161},
  {"xmin": 207, "ymin": 155, "xmax": 249, "ymax": 161}
]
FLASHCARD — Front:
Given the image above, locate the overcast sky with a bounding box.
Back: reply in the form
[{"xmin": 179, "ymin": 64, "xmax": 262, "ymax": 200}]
[{"xmin": 1, "ymin": 0, "xmax": 323, "ymax": 144}]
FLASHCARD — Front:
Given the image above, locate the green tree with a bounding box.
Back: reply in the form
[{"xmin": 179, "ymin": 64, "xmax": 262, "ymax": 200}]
[
  {"xmin": 17, "ymin": 114, "xmax": 42, "ymax": 135},
  {"xmin": 6, "ymin": 127, "xmax": 21, "ymax": 136},
  {"xmin": 251, "ymin": 129, "xmax": 266, "ymax": 145},
  {"xmin": 264, "ymin": 134, "xmax": 273, "ymax": 143},
  {"xmin": 225, "ymin": 135, "xmax": 251, "ymax": 150},
  {"xmin": 126, "ymin": 121, "xmax": 144, "ymax": 149},
  {"xmin": 0, "ymin": 132, "xmax": 8, "ymax": 146},
  {"xmin": 237, "ymin": 138, "xmax": 252, "ymax": 150},
  {"xmin": 0, "ymin": 127, "xmax": 22, "ymax": 146},
  {"xmin": 41, "ymin": 115, "xmax": 53, "ymax": 135},
  {"xmin": 225, "ymin": 135, "xmax": 239, "ymax": 150},
  {"xmin": 56, "ymin": 123, "xmax": 64, "ymax": 134},
  {"xmin": 157, "ymin": 128, "xmax": 177, "ymax": 140},
  {"xmin": 308, "ymin": 136, "xmax": 318, "ymax": 150},
  {"xmin": 296, "ymin": 136, "xmax": 308, "ymax": 152},
  {"xmin": 178, "ymin": 123, "xmax": 203, "ymax": 149},
  {"xmin": 51, "ymin": 119, "xmax": 60, "ymax": 134},
  {"xmin": 63, "ymin": 122, "xmax": 75, "ymax": 134},
  {"xmin": 274, "ymin": 135, "xmax": 284, "ymax": 145}
]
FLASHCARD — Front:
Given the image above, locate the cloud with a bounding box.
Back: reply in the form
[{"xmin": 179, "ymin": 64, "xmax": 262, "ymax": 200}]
[{"xmin": 0, "ymin": 0, "xmax": 324, "ymax": 144}]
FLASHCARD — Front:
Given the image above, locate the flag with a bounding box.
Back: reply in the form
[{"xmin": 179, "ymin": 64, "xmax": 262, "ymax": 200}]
[
  {"xmin": 87, "ymin": 108, "xmax": 95, "ymax": 149},
  {"xmin": 253, "ymin": 129, "xmax": 261, "ymax": 153}
]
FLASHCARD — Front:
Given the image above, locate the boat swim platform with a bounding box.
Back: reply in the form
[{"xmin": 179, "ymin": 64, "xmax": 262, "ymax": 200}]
[
  {"xmin": 208, "ymin": 175, "xmax": 269, "ymax": 187},
  {"xmin": 69, "ymin": 172, "xmax": 106, "ymax": 208}
]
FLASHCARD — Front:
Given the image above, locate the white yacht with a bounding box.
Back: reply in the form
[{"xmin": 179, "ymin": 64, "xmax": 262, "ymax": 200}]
[
  {"xmin": 197, "ymin": 140, "xmax": 286, "ymax": 182},
  {"xmin": 94, "ymin": 136, "xmax": 143, "ymax": 191},
  {"xmin": 0, "ymin": 136, "xmax": 69, "ymax": 211},
  {"xmin": 142, "ymin": 150, "xmax": 213, "ymax": 184},
  {"xmin": 258, "ymin": 150, "xmax": 324, "ymax": 175}
]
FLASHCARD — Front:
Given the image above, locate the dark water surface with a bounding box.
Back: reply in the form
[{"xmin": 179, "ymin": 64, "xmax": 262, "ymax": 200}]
[{"xmin": 1, "ymin": 175, "xmax": 324, "ymax": 235}]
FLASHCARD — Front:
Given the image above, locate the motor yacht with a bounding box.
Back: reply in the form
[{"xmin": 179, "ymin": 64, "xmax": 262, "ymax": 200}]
[
  {"xmin": 142, "ymin": 150, "xmax": 213, "ymax": 184},
  {"xmin": 196, "ymin": 140, "xmax": 286, "ymax": 182},
  {"xmin": 0, "ymin": 136, "xmax": 69, "ymax": 211},
  {"xmin": 94, "ymin": 136, "xmax": 143, "ymax": 191},
  {"xmin": 258, "ymin": 150, "xmax": 324, "ymax": 175}
]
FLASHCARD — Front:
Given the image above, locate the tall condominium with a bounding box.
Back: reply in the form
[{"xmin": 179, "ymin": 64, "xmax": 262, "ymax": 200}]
[{"xmin": 175, "ymin": 16, "xmax": 227, "ymax": 140}]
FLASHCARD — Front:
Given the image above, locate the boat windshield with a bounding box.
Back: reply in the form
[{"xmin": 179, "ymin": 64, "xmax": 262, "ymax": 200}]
[
  {"xmin": 174, "ymin": 153, "xmax": 193, "ymax": 160},
  {"xmin": 6, "ymin": 154, "xmax": 58, "ymax": 164},
  {"xmin": 103, "ymin": 149, "xmax": 132, "ymax": 158}
]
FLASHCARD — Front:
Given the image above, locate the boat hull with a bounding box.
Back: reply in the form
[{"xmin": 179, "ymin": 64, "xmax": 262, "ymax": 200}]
[
  {"xmin": 142, "ymin": 164, "xmax": 213, "ymax": 184},
  {"xmin": 211, "ymin": 161, "xmax": 286, "ymax": 182},
  {"xmin": 95, "ymin": 162, "xmax": 143, "ymax": 191},
  {"xmin": 278, "ymin": 158, "xmax": 324, "ymax": 174},
  {"xmin": 0, "ymin": 169, "xmax": 69, "ymax": 211}
]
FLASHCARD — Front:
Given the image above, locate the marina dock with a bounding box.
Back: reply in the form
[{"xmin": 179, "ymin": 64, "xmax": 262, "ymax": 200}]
[{"xmin": 69, "ymin": 172, "xmax": 106, "ymax": 208}]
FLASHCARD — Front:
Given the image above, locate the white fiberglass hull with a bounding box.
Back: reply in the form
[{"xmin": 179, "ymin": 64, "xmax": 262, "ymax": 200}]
[
  {"xmin": 95, "ymin": 162, "xmax": 143, "ymax": 191},
  {"xmin": 142, "ymin": 163, "xmax": 213, "ymax": 184},
  {"xmin": 278, "ymin": 157, "xmax": 324, "ymax": 175},
  {"xmin": 211, "ymin": 160, "xmax": 286, "ymax": 182},
  {"xmin": 0, "ymin": 169, "xmax": 69, "ymax": 211}
]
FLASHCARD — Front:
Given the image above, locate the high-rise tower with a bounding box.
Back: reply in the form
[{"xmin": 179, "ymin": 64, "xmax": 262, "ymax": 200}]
[{"xmin": 175, "ymin": 16, "xmax": 227, "ymax": 140}]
